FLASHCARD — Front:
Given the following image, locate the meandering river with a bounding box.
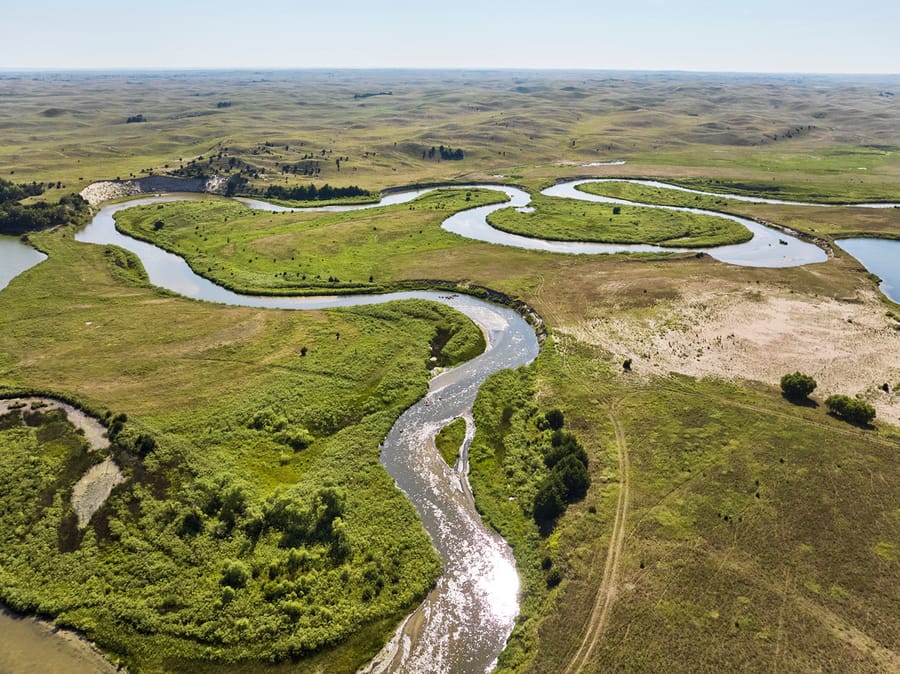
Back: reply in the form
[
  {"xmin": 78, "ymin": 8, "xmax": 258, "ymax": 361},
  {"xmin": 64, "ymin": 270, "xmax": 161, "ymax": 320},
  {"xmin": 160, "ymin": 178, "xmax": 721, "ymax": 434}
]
[{"xmin": 1, "ymin": 178, "xmax": 897, "ymax": 672}]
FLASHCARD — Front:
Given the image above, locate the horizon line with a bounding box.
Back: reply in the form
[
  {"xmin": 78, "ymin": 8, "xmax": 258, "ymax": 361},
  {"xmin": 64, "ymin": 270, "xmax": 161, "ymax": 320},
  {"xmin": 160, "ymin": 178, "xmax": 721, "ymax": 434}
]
[{"xmin": 1, "ymin": 66, "xmax": 899, "ymax": 77}]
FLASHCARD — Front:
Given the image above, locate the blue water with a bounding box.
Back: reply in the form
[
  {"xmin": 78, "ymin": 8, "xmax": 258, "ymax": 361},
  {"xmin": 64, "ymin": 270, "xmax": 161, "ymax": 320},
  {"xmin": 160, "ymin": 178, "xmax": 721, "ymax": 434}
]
[
  {"xmin": 0, "ymin": 236, "xmax": 47, "ymax": 291},
  {"xmin": 838, "ymin": 238, "xmax": 900, "ymax": 303}
]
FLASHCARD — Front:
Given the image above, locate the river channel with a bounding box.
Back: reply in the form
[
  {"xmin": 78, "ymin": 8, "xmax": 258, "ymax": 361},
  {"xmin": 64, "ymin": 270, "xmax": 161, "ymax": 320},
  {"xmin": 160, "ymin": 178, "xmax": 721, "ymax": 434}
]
[{"xmin": 0, "ymin": 179, "xmax": 897, "ymax": 672}]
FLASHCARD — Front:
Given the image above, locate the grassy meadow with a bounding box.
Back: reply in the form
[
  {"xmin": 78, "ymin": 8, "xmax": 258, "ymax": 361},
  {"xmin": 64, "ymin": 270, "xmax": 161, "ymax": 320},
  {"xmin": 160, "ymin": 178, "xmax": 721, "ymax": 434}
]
[
  {"xmin": 113, "ymin": 188, "xmax": 510, "ymax": 294},
  {"xmin": 0, "ymin": 69, "xmax": 898, "ymax": 673},
  {"xmin": 481, "ymin": 341, "xmax": 899, "ymax": 673},
  {"xmin": 487, "ymin": 194, "xmax": 752, "ymax": 247},
  {"xmin": 579, "ymin": 180, "xmax": 900, "ymax": 242},
  {"xmin": 0, "ymin": 226, "xmax": 490, "ymax": 672}
]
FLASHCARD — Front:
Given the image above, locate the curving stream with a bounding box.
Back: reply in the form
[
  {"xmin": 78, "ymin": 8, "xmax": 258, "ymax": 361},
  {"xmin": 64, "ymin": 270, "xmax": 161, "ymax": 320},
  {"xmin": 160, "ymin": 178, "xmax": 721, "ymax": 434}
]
[
  {"xmin": 73, "ymin": 196, "xmax": 542, "ymax": 674},
  {"xmin": 539, "ymin": 180, "xmax": 829, "ymax": 266},
  {"xmin": 1, "ymin": 178, "xmax": 897, "ymax": 672}
]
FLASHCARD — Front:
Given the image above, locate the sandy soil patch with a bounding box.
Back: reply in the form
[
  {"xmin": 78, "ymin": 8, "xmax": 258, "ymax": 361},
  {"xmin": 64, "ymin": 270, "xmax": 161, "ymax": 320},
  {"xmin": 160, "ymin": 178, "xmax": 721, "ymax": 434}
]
[
  {"xmin": 0, "ymin": 397, "xmax": 109, "ymax": 450},
  {"xmin": 2, "ymin": 397, "xmax": 124, "ymax": 526},
  {"xmin": 560, "ymin": 286, "xmax": 900, "ymax": 423},
  {"xmin": 71, "ymin": 457, "xmax": 125, "ymax": 527}
]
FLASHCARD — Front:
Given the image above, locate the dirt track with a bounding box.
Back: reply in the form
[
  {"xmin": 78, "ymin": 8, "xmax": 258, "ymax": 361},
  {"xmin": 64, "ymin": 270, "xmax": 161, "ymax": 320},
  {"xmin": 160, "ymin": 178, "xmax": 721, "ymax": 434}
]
[{"xmin": 564, "ymin": 406, "xmax": 631, "ymax": 674}]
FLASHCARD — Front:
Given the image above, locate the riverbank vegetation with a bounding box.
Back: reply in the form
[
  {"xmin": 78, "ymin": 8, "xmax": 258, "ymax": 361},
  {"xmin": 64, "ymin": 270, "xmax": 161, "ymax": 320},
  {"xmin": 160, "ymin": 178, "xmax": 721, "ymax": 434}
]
[
  {"xmin": 487, "ymin": 194, "xmax": 752, "ymax": 247},
  {"xmin": 0, "ymin": 228, "xmax": 488, "ymax": 672},
  {"xmin": 0, "ymin": 178, "xmax": 90, "ymax": 235},
  {"xmin": 114, "ymin": 188, "xmax": 510, "ymax": 295},
  {"xmin": 576, "ymin": 180, "xmax": 900, "ymax": 242},
  {"xmin": 263, "ymin": 183, "xmax": 372, "ymax": 202},
  {"xmin": 434, "ymin": 417, "xmax": 466, "ymax": 467}
]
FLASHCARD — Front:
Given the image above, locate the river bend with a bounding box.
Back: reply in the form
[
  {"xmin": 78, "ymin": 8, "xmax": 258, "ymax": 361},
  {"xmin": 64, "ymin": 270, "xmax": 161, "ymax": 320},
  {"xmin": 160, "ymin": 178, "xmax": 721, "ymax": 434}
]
[{"xmin": 2, "ymin": 177, "xmax": 897, "ymax": 672}]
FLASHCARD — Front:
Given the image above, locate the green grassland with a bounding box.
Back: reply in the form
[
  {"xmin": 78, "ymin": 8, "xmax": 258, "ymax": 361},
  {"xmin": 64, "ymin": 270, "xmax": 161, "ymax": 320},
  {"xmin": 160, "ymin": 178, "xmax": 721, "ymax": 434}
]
[
  {"xmin": 0, "ymin": 69, "xmax": 899, "ymax": 673},
  {"xmin": 0, "ymin": 227, "xmax": 489, "ymax": 672},
  {"xmin": 577, "ymin": 180, "xmax": 760, "ymax": 211},
  {"xmin": 578, "ymin": 180, "xmax": 900, "ymax": 241},
  {"xmin": 486, "ymin": 194, "xmax": 752, "ymax": 247},
  {"xmin": 113, "ymin": 188, "xmax": 510, "ymax": 294},
  {"xmin": 477, "ymin": 340, "xmax": 899, "ymax": 673},
  {"xmin": 2, "ymin": 71, "xmax": 900, "ymax": 207}
]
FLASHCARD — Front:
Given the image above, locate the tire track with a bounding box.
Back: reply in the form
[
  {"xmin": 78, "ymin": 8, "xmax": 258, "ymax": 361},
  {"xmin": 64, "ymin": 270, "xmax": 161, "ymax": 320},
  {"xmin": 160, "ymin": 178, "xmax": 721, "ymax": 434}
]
[{"xmin": 564, "ymin": 406, "xmax": 631, "ymax": 674}]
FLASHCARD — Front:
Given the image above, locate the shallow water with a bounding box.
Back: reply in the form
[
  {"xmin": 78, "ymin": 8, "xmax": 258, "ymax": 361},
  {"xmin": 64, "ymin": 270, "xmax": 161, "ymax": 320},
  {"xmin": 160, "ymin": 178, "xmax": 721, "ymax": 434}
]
[
  {"xmin": 0, "ymin": 610, "xmax": 117, "ymax": 674},
  {"xmin": 837, "ymin": 238, "xmax": 900, "ymax": 303},
  {"xmin": 0, "ymin": 235, "xmax": 46, "ymax": 291}
]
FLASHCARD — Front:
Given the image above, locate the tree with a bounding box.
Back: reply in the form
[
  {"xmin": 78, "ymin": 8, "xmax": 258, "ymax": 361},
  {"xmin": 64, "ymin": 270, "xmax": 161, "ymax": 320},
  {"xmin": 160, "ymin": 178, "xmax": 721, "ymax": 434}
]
[
  {"xmin": 221, "ymin": 560, "xmax": 249, "ymax": 588},
  {"xmin": 825, "ymin": 395, "xmax": 876, "ymax": 425},
  {"xmin": 780, "ymin": 371, "xmax": 817, "ymax": 400},
  {"xmin": 543, "ymin": 430, "xmax": 587, "ymax": 469},
  {"xmin": 553, "ymin": 453, "xmax": 590, "ymax": 499},
  {"xmin": 533, "ymin": 473, "xmax": 566, "ymax": 522}
]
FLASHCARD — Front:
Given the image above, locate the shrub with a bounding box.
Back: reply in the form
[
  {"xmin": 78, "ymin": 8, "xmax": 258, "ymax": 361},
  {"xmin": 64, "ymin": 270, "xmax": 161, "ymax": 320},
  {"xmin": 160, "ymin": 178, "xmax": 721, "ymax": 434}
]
[
  {"xmin": 543, "ymin": 430, "xmax": 588, "ymax": 470},
  {"xmin": 533, "ymin": 474, "xmax": 566, "ymax": 522},
  {"xmin": 544, "ymin": 409, "xmax": 565, "ymax": 431},
  {"xmin": 781, "ymin": 372, "xmax": 817, "ymax": 400},
  {"xmin": 825, "ymin": 394, "xmax": 876, "ymax": 424},
  {"xmin": 221, "ymin": 560, "xmax": 250, "ymax": 588},
  {"xmin": 553, "ymin": 453, "xmax": 590, "ymax": 499},
  {"xmin": 546, "ymin": 568, "xmax": 563, "ymax": 588}
]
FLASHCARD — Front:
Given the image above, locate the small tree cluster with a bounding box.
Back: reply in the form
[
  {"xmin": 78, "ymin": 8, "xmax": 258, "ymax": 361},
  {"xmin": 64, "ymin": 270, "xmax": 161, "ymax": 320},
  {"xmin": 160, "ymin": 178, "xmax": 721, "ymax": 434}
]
[
  {"xmin": 0, "ymin": 179, "xmax": 89, "ymax": 235},
  {"xmin": 422, "ymin": 145, "xmax": 464, "ymax": 161},
  {"xmin": 825, "ymin": 395, "xmax": 876, "ymax": 424},
  {"xmin": 533, "ymin": 414, "xmax": 590, "ymax": 525},
  {"xmin": 780, "ymin": 371, "xmax": 817, "ymax": 400},
  {"xmin": 264, "ymin": 183, "xmax": 369, "ymax": 201}
]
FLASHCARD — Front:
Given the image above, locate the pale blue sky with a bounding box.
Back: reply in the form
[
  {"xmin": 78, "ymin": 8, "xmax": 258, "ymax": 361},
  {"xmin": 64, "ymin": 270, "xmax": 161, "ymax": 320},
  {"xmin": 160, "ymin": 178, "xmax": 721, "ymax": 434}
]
[{"xmin": 2, "ymin": 0, "xmax": 898, "ymax": 73}]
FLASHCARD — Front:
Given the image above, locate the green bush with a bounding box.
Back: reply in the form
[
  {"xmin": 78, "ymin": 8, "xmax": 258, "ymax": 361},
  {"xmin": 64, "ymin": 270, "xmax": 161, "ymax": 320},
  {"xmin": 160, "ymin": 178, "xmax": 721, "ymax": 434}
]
[
  {"xmin": 825, "ymin": 394, "xmax": 876, "ymax": 424},
  {"xmin": 543, "ymin": 430, "xmax": 588, "ymax": 470},
  {"xmin": 544, "ymin": 409, "xmax": 565, "ymax": 431},
  {"xmin": 221, "ymin": 560, "xmax": 250, "ymax": 588},
  {"xmin": 533, "ymin": 473, "xmax": 566, "ymax": 522},
  {"xmin": 554, "ymin": 454, "xmax": 590, "ymax": 499},
  {"xmin": 546, "ymin": 568, "xmax": 563, "ymax": 588},
  {"xmin": 780, "ymin": 371, "xmax": 817, "ymax": 400}
]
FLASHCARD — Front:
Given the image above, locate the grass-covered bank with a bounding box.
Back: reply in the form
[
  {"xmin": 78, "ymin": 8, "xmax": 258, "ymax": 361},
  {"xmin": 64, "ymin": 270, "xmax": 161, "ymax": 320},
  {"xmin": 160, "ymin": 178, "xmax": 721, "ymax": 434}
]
[
  {"xmin": 576, "ymin": 180, "xmax": 900, "ymax": 242},
  {"xmin": 434, "ymin": 417, "xmax": 466, "ymax": 467},
  {"xmin": 113, "ymin": 188, "xmax": 510, "ymax": 295},
  {"xmin": 0, "ymin": 229, "xmax": 489, "ymax": 672},
  {"xmin": 487, "ymin": 194, "xmax": 752, "ymax": 248},
  {"xmin": 468, "ymin": 335, "xmax": 899, "ymax": 673}
]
